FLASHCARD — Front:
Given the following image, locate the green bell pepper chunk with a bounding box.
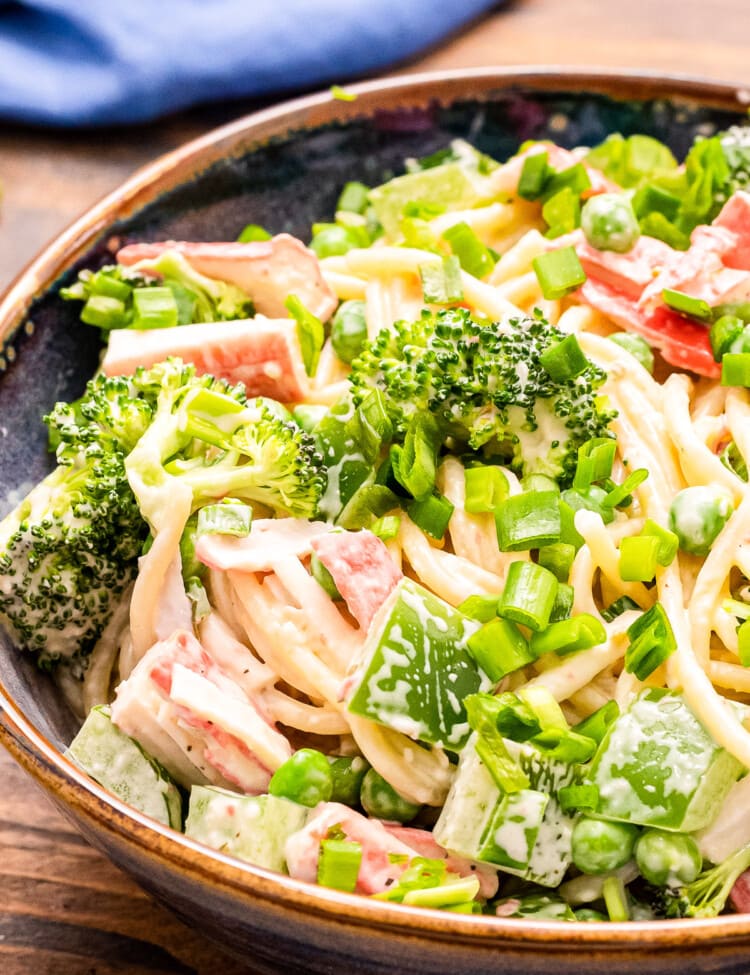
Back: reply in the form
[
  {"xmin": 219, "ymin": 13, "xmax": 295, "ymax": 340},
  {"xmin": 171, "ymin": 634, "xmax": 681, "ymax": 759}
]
[
  {"xmin": 588, "ymin": 688, "xmax": 742, "ymax": 831},
  {"xmin": 346, "ymin": 578, "xmax": 491, "ymax": 750}
]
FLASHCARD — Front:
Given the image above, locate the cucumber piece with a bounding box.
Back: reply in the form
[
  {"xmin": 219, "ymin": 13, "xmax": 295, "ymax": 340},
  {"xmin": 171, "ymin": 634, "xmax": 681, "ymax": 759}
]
[
  {"xmin": 185, "ymin": 787, "xmax": 309, "ymax": 872},
  {"xmin": 66, "ymin": 705, "xmax": 182, "ymax": 829},
  {"xmin": 434, "ymin": 733, "xmax": 576, "ymax": 887},
  {"xmin": 589, "ymin": 688, "xmax": 743, "ymax": 832}
]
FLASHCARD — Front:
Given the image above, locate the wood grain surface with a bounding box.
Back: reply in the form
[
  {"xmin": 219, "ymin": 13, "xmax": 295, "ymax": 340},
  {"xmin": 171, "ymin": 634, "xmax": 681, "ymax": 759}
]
[{"xmin": 2, "ymin": 1, "xmax": 749, "ymax": 972}]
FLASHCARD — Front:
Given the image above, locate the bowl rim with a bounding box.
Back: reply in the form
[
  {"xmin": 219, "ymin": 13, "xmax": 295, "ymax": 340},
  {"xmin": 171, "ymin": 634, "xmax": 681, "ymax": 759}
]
[{"xmin": 3, "ymin": 64, "xmax": 750, "ymax": 951}]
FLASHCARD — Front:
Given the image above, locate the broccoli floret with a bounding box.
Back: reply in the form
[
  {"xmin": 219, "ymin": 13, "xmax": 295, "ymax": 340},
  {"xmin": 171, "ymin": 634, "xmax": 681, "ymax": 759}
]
[
  {"xmin": 349, "ymin": 308, "xmax": 615, "ymax": 485},
  {"xmin": 125, "ymin": 360, "xmax": 325, "ymax": 532},
  {"xmin": 0, "ymin": 374, "xmax": 152, "ymax": 669},
  {"xmin": 653, "ymin": 843, "xmax": 750, "ymax": 919}
]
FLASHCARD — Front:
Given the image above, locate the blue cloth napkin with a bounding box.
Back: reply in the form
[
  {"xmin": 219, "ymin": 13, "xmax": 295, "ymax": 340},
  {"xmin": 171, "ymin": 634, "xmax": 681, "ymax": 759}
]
[{"xmin": 0, "ymin": 0, "xmax": 499, "ymax": 126}]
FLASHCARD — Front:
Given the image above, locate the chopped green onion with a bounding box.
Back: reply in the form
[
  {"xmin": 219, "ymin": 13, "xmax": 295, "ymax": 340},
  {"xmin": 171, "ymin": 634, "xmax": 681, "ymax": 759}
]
[
  {"xmin": 530, "ymin": 613, "xmax": 607, "ymax": 657},
  {"xmin": 662, "ymin": 288, "xmax": 713, "ymax": 323},
  {"xmin": 186, "ymin": 576, "xmax": 211, "ymax": 623},
  {"xmin": 395, "ymin": 413, "xmax": 441, "ymax": 500},
  {"xmin": 720, "ymin": 440, "xmax": 748, "ymax": 481},
  {"xmin": 542, "ymin": 187, "xmax": 581, "ymax": 239},
  {"xmin": 625, "ymin": 602, "xmax": 677, "ymax": 680},
  {"xmin": 337, "ymin": 181, "xmax": 370, "ymax": 214},
  {"xmin": 237, "ymin": 223, "xmax": 272, "ymax": 242},
  {"xmin": 89, "ymin": 269, "xmax": 132, "ymax": 301},
  {"xmin": 521, "ymin": 473, "xmax": 559, "ymax": 494},
  {"xmin": 330, "ymin": 85, "xmax": 357, "ymax": 101},
  {"xmin": 442, "ymin": 221, "xmax": 495, "ymax": 279},
  {"xmin": 131, "ymin": 287, "xmax": 179, "ymax": 330},
  {"xmin": 602, "ymin": 875, "xmax": 630, "ymax": 922},
  {"xmin": 537, "ymin": 542, "xmax": 576, "ymax": 582},
  {"xmin": 402, "ymin": 875, "xmax": 480, "ymax": 908},
  {"xmin": 517, "ymin": 150, "xmax": 550, "ymax": 200},
  {"xmin": 543, "ymin": 162, "xmax": 591, "ymax": 200},
  {"xmin": 632, "ymin": 183, "xmax": 681, "ymax": 221},
  {"xmin": 531, "ymin": 727, "xmax": 597, "ymax": 764},
  {"xmin": 491, "ymin": 692, "xmax": 543, "ymax": 741},
  {"xmin": 559, "ymin": 499, "xmax": 584, "ymax": 550},
  {"xmin": 562, "ymin": 486, "xmax": 614, "ymax": 525},
  {"xmin": 573, "ymin": 700, "xmax": 620, "ymax": 745},
  {"xmin": 310, "ymin": 224, "xmax": 361, "ymax": 258},
  {"xmin": 497, "ymin": 560, "xmax": 559, "ymax": 632},
  {"xmin": 80, "ymin": 294, "xmax": 129, "ymax": 330},
  {"xmin": 722, "ymin": 597, "xmax": 750, "ymax": 621},
  {"xmin": 458, "ymin": 594, "xmax": 500, "ymax": 623},
  {"xmin": 550, "ymin": 581, "xmax": 574, "ymax": 622},
  {"xmin": 517, "ymin": 685, "xmax": 568, "ymax": 731},
  {"xmin": 738, "ymin": 620, "xmax": 750, "ymax": 667},
  {"xmin": 558, "ymin": 783, "xmax": 600, "ymax": 813},
  {"xmin": 317, "ymin": 839, "xmax": 362, "ymax": 892},
  {"xmin": 709, "ymin": 314, "xmax": 744, "ymax": 362},
  {"xmin": 464, "ymin": 465, "xmax": 508, "ymax": 513},
  {"xmin": 601, "ymin": 595, "xmax": 640, "ymax": 623},
  {"xmin": 407, "ymin": 492, "xmax": 454, "ymax": 540},
  {"xmin": 196, "ymin": 501, "xmax": 252, "ymax": 538},
  {"xmin": 495, "ymin": 490, "xmax": 561, "ymax": 551},
  {"xmin": 601, "ymin": 468, "xmax": 649, "ymax": 509},
  {"xmin": 466, "ymin": 617, "xmax": 535, "ymax": 680},
  {"xmin": 419, "ymin": 255, "xmax": 464, "ymax": 304},
  {"xmin": 532, "ymin": 246, "xmax": 586, "ymax": 300},
  {"xmin": 619, "ymin": 535, "xmax": 661, "ymax": 582},
  {"xmin": 573, "ymin": 437, "xmax": 617, "ymax": 491},
  {"xmin": 370, "ymin": 515, "xmax": 401, "ymax": 541},
  {"xmin": 464, "ymin": 695, "xmax": 530, "ymax": 793},
  {"xmin": 640, "ymin": 518, "xmax": 679, "ymax": 566},
  {"xmin": 721, "ymin": 352, "xmax": 750, "ymax": 388},
  {"xmin": 608, "ymin": 332, "xmax": 654, "ymax": 373},
  {"xmin": 310, "ymin": 551, "xmax": 342, "ymax": 600},
  {"xmin": 540, "ymin": 332, "xmax": 589, "ymax": 382},
  {"xmin": 285, "ymin": 293, "xmax": 324, "ymax": 376}
]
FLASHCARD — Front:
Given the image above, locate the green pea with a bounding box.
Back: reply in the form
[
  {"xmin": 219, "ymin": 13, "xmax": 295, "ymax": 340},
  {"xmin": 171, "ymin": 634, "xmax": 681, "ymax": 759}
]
[
  {"xmin": 634, "ymin": 828, "xmax": 702, "ymax": 887},
  {"xmin": 310, "ymin": 551, "xmax": 342, "ymax": 600},
  {"xmin": 574, "ymin": 908, "xmax": 608, "ymax": 922},
  {"xmin": 268, "ymin": 748, "xmax": 333, "ymax": 807},
  {"xmin": 331, "ymin": 300, "xmax": 368, "ymax": 365},
  {"xmin": 608, "ymin": 332, "xmax": 654, "ymax": 374},
  {"xmin": 581, "ymin": 193, "xmax": 640, "ymax": 253},
  {"xmin": 328, "ymin": 755, "xmax": 370, "ymax": 806},
  {"xmin": 571, "ymin": 816, "xmax": 639, "ymax": 875},
  {"xmin": 360, "ymin": 769, "xmax": 421, "ymax": 823},
  {"xmin": 309, "ymin": 225, "xmax": 360, "ymax": 259},
  {"xmin": 668, "ymin": 485, "xmax": 734, "ymax": 557}
]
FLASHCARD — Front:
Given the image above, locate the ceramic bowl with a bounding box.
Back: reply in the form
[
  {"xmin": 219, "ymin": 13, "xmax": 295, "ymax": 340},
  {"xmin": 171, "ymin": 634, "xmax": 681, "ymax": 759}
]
[{"xmin": 3, "ymin": 68, "xmax": 750, "ymax": 975}]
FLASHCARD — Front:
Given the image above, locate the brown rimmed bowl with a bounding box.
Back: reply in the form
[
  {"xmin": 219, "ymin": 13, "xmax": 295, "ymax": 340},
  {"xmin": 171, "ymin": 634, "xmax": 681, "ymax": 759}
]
[{"xmin": 3, "ymin": 68, "xmax": 750, "ymax": 975}]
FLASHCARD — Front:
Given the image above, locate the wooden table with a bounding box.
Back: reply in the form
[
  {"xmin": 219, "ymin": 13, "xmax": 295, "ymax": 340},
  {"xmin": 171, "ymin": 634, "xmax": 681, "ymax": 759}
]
[{"xmin": 2, "ymin": 1, "xmax": 749, "ymax": 971}]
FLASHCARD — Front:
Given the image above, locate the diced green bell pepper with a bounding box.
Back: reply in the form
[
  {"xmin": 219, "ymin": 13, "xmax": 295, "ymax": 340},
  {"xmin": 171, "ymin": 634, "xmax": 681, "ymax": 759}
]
[
  {"xmin": 346, "ymin": 578, "xmax": 491, "ymax": 750},
  {"xmin": 588, "ymin": 688, "xmax": 743, "ymax": 832}
]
